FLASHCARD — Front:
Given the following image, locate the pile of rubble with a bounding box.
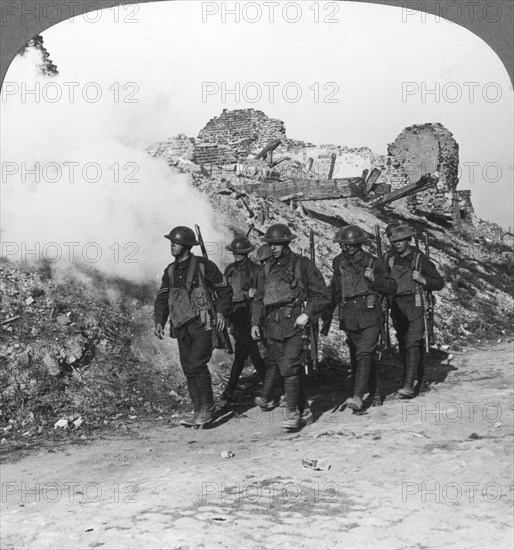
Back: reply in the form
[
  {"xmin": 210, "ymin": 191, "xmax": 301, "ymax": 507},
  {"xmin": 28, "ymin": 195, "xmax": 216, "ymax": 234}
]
[{"xmin": 0, "ymin": 262, "xmax": 180, "ymax": 451}]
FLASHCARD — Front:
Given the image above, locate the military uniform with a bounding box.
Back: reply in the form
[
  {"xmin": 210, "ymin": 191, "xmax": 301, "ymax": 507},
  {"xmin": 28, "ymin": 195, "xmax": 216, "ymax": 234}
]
[
  {"xmin": 325, "ymin": 246, "xmax": 397, "ymax": 406},
  {"xmin": 154, "ymin": 253, "xmax": 232, "ymax": 421},
  {"xmin": 252, "ymin": 244, "xmax": 329, "ymax": 426},
  {"xmin": 223, "ymin": 256, "xmax": 265, "ymax": 397},
  {"xmin": 384, "ymin": 229, "xmax": 444, "ymax": 396}
]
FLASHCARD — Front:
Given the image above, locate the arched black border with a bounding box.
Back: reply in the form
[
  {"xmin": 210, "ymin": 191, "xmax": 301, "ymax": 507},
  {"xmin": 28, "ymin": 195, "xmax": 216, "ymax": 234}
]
[{"xmin": 0, "ymin": 0, "xmax": 513, "ymax": 86}]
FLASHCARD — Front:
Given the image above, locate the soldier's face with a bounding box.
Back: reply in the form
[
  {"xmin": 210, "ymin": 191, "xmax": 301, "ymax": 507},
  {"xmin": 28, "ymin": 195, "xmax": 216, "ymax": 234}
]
[
  {"xmin": 270, "ymin": 243, "xmax": 287, "ymax": 259},
  {"xmin": 233, "ymin": 253, "xmax": 246, "ymax": 262},
  {"xmin": 342, "ymin": 244, "xmax": 360, "ymax": 256},
  {"xmin": 171, "ymin": 242, "xmax": 185, "ymax": 257},
  {"xmin": 393, "ymin": 239, "xmax": 410, "ymax": 254}
]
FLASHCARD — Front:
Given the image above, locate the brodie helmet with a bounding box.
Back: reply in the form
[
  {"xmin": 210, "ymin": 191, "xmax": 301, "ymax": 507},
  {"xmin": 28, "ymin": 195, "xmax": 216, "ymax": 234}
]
[
  {"xmin": 389, "ymin": 225, "xmax": 416, "ymax": 243},
  {"xmin": 333, "ymin": 225, "xmax": 368, "ymax": 245},
  {"xmin": 226, "ymin": 236, "xmax": 255, "ymax": 254},
  {"xmin": 262, "ymin": 223, "xmax": 297, "ymax": 244},
  {"xmin": 164, "ymin": 226, "xmax": 199, "ymax": 247},
  {"xmin": 385, "ymin": 223, "xmax": 401, "ymax": 238}
]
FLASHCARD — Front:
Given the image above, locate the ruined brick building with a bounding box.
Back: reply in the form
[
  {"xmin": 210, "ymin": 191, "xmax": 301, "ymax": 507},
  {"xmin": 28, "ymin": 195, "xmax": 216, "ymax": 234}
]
[
  {"xmin": 149, "ymin": 109, "xmax": 475, "ymax": 227},
  {"xmin": 377, "ymin": 123, "xmax": 474, "ymax": 225}
]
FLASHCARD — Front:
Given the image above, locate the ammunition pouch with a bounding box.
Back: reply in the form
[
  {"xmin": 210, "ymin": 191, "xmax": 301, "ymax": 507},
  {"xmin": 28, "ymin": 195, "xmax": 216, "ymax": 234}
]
[
  {"xmin": 167, "ymin": 256, "xmax": 211, "ymax": 331},
  {"xmin": 168, "ymin": 287, "xmax": 199, "ymax": 329}
]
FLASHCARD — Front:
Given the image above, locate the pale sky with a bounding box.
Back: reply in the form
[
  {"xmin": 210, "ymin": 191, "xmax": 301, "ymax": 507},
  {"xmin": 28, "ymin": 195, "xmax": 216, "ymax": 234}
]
[{"xmin": 11, "ymin": 0, "xmax": 514, "ymax": 228}]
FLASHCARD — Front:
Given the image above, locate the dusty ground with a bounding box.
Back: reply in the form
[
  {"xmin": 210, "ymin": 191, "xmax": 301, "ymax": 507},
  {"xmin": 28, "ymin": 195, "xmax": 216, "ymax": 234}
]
[{"xmin": 1, "ymin": 341, "xmax": 513, "ymax": 550}]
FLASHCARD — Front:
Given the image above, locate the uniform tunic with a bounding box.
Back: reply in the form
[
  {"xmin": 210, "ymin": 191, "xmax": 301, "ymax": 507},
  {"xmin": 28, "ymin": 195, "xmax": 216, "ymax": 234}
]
[
  {"xmin": 224, "ymin": 257, "xmax": 265, "ymax": 388},
  {"xmin": 154, "ymin": 254, "xmax": 232, "ymax": 385},
  {"xmin": 384, "ymin": 246, "xmax": 443, "ymax": 350}
]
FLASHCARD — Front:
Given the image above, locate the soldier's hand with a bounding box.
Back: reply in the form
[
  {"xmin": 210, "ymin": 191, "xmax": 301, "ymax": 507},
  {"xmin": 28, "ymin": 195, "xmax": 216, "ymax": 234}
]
[
  {"xmin": 364, "ymin": 267, "xmax": 375, "ymax": 282},
  {"xmin": 412, "ymin": 270, "xmax": 426, "ymax": 285},
  {"xmin": 294, "ymin": 313, "xmax": 309, "ymax": 329},
  {"xmin": 251, "ymin": 325, "xmax": 261, "ymax": 341},
  {"xmin": 248, "ymin": 288, "xmax": 256, "ymax": 298},
  {"xmin": 216, "ymin": 313, "xmax": 226, "ymax": 331},
  {"xmin": 154, "ymin": 323, "xmax": 164, "ymax": 339}
]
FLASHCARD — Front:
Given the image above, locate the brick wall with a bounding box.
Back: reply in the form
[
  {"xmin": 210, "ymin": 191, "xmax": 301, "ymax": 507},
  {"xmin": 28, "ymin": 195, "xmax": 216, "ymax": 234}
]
[{"xmin": 198, "ymin": 108, "xmax": 286, "ymax": 157}]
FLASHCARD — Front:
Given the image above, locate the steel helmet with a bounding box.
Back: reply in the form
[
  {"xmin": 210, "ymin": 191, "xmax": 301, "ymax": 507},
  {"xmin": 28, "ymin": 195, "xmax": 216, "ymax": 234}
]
[
  {"xmin": 164, "ymin": 226, "xmax": 199, "ymax": 246},
  {"xmin": 256, "ymin": 244, "xmax": 272, "ymax": 262},
  {"xmin": 385, "ymin": 223, "xmax": 401, "ymax": 237},
  {"xmin": 262, "ymin": 223, "xmax": 297, "ymax": 243},
  {"xmin": 226, "ymin": 236, "xmax": 255, "ymax": 254},
  {"xmin": 389, "ymin": 225, "xmax": 416, "ymax": 243},
  {"xmin": 333, "ymin": 225, "xmax": 368, "ymax": 245}
]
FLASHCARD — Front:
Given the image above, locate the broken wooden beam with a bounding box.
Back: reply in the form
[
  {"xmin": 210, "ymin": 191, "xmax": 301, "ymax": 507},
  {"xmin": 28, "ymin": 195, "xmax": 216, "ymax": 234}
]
[
  {"xmin": 278, "ymin": 192, "xmax": 305, "ymax": 202},
  {"xmin": 370, "ymin": 174, "xmax": 439, "ymax": 208},
  {"xmin": 256, "ymin": 138, "xmax": 282, "ymax": 160},
  {"xmin": 240, "ymin": 197, "xmax": 255, "ymax": 217},
  {"xmin": 326, "ymin": 153, "xmax": 337, "ymax": 180},
  {"xmin": 364, "ymin": 168, "xmax": 381, "ymax": 194},
  {"xmin": 271, "ymin": 156, "xmax": 290, "ymax": 168}
]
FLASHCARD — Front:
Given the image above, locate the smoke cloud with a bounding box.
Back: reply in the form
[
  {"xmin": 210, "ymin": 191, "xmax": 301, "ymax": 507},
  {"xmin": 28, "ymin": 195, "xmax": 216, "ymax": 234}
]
[{"xmin": 0, "ymin": 47, "xmax": 231, "ymax": 283}]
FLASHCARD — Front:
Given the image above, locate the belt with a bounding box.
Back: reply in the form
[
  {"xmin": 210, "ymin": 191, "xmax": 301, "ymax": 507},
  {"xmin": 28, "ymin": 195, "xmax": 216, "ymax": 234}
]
[{"xmin": 343, "ymin": 293, "xmax": 370, "ymax": 303}]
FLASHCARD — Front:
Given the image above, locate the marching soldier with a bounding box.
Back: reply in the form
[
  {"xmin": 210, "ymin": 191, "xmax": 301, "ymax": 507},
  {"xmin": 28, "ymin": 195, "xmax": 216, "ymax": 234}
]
[
  {"xmin": 222, "ymin": 236, "xmax": 266, "ymax": 401},
  {"xmin": 251, "ymin": 223, "xmax": 329, "ymax": 430},
  {"xmin": 384, "ymin": 225, "xmax": 444, "ymax": 398},
  {"xmin": 322, "ymin": 225, "xmax": 397, "ymax": 411},
  {"xmin": 154, "ymin": 226, "xmax": 233, "ymax": 427}
]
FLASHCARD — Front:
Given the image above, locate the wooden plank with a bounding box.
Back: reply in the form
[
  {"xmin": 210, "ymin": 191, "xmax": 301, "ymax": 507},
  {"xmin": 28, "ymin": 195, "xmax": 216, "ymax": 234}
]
[
  {"xmin": 256, "ymin": 138, "xmax": 282, "ymax": 160},
  {"xmin": 326, "ymin": 153, "xmax": 337, "ymax": 180},
  {"xmin": 370, "ymin": 175, "xmax": 438, "ymax": 208},
  {"xmin": 278, "ymin": 192, "xmax": 305, "ymax": 202},
  {"xmin": 364, "ymin": 168, "xmax": 381, "ymax": 194}
]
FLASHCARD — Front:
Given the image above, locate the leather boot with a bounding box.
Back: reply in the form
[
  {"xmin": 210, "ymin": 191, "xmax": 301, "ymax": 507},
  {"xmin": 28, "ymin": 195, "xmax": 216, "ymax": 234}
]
[
  {"xmin": 260, "ymin": 363, "xmax": 282, "ymax": 402},
  {"xmin": 353, "ymin": 356, "xmax": 372, "ymax": 399},
  {"xmin": 195, "ymin": 371, "xmax": 216, "ymax": 425},
  {"xmin": 346, "ymin": 396, "xmax": 363, "ymax": 411},
  {"xmin": 281, "ymin": 375, "xmax": 301, "ymax": 429},
  {"xmin": 398, "ymin": 348, "xmax": 419, "ymax": 398}
]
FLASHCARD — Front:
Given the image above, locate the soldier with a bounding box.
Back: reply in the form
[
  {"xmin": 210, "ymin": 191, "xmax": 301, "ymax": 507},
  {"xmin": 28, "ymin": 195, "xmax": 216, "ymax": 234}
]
[
  {"xmin": 251, "ymin": 223, "xmax": 329, "ymax": 430},
  {"xmin": 154, "ymin": 226, "xmax": 233, "ymax": 427},
  {"xmin": 384, "ymin": 225, "xmax": 444, "ymax": 398},
  {"xmin": 222, "ymin": 236, "xmax": 266, "ymax": 401},
  {"xmin": 322, "ymin": 225, "xmax": 397, "ymax": 411},
  {"xmin": 385, "ymin": 222, "xmax": 401, "ymax": 246}
]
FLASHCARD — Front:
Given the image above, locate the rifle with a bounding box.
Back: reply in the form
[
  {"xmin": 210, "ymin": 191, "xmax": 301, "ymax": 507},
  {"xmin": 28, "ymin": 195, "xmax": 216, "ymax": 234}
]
[
  {"xmin": 374, "ymin": 225, "xmax": 391, "ymax": 350},
  {"xmin": 415, "ymin": 253, "xmax": 431, "ymax": 355},
  {"xmin": 194, "ymin": 225, "xmax": 234, "ymax": 354},
  {"xmin": 423, "ymin": 234, "xmax": 435, "ymax": 347},
  {"xmin": 303, "ymin": 229, "xmax": 319, "ymax": 376},
  {"xmin": 245, "ymin": 223, "xmax": 255, "ymax": 238}
]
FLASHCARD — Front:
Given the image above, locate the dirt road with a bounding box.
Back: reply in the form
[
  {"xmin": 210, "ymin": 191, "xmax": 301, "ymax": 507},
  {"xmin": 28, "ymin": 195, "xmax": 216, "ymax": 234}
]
[{"xmin": 1, "ymin": 342, "xmax": 513, "ymax": 549}]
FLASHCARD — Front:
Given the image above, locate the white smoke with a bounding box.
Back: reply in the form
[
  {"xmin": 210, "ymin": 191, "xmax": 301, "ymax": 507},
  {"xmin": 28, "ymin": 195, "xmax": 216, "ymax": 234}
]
[{"xmin": 0, "ymin": 47, "xmax": 231, "ymax": 283}]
